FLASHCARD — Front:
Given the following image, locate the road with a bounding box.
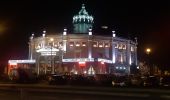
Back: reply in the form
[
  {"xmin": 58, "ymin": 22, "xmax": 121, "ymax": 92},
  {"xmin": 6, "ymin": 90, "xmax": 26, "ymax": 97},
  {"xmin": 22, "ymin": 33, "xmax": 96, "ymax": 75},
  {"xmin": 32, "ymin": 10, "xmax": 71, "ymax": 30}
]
[{"xmin": 0, "ymin": 84, "xmax": 170, "ymax": 100}]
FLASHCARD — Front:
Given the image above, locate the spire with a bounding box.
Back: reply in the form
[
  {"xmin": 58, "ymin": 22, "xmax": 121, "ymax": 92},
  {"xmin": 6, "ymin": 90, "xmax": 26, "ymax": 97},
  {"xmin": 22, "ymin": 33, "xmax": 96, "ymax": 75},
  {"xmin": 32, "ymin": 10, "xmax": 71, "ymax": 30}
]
[
  {"xmin": 82, "ymin": 4, "xmax": 85, "ymax": 9},
  {"xmin": 79, "ymin": 4, "xmax": 88, "ymax": 15}
]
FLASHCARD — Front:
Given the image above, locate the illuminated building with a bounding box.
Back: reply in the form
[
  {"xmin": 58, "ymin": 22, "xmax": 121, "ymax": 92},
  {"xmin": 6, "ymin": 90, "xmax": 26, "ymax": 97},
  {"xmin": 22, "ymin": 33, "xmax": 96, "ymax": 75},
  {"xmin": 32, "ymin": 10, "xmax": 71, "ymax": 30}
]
[{"xmin": 8, "ymin": 4, "xmax": 137, "ymax": 76}]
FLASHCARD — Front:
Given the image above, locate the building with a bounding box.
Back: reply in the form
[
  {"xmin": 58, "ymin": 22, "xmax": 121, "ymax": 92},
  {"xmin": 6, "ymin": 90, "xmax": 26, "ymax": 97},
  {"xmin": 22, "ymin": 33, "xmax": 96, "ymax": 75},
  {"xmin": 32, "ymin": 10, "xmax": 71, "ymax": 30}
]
[{"xmin": 8, "ymin": 4, "xmax": 137, "ymax": 76}]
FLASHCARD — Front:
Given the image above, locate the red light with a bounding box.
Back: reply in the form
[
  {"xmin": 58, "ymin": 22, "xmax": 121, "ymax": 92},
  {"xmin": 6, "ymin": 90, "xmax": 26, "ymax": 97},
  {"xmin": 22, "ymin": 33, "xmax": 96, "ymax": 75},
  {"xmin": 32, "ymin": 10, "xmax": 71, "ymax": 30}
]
[
  {"xmin": 9, "ymin": 63, "xmax": 17, "ymax": 66},
  {"xmin": 79, "ymin": 62, "xmax": 85, "ymax": 66}
]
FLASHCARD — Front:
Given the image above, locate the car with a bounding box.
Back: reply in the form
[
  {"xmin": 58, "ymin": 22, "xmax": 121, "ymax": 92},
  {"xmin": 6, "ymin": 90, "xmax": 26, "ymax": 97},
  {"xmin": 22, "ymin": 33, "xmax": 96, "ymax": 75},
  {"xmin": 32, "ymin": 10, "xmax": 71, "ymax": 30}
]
[
  {"xmin": 160, "ymin": 75, "xmax": 170, "ymax": 87},
  {"xmin": 142, "ymin": 76, "xmax": 160, "ymax": 87},
  {"xmin": 112, "ymin": 76, "xmax": 129, "ymax": 87},
  {"xmin": 48, "ymin": 74, "xmax": 67, "ymax": 85}
]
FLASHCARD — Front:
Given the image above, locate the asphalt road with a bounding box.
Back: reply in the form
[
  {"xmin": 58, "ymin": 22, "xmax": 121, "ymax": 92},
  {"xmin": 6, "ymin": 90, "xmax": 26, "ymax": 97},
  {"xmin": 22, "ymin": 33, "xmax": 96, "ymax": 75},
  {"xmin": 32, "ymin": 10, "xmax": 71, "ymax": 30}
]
[{"xmin": 0, "ymin": 84, "xmax": 170, "ymax": 100}]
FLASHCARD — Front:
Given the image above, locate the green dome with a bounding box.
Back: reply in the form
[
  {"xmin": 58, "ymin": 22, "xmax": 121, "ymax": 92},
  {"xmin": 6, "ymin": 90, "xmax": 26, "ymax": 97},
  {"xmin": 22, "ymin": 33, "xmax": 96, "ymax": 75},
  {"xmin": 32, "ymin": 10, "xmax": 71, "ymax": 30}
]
[{"xmin": 73, "ymin": 4, "xmax": 94, "ymax": 24}]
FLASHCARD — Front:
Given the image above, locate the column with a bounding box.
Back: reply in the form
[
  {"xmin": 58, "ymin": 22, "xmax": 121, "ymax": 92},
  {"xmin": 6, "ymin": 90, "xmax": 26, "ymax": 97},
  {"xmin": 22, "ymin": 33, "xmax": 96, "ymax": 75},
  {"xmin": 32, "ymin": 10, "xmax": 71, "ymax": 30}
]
[{"xmin": 127, "ymin": 40, "xmax": 131, "ymax": 75}]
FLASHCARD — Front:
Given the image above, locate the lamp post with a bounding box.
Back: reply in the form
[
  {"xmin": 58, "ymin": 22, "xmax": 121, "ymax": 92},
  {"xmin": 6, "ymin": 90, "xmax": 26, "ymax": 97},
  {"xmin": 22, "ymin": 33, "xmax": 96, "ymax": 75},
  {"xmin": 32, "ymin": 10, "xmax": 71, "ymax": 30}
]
[
  {"xmin": 50, "ymin": 38, "xmax": 54, "ymax": 74},
  {"xmin": 145, "ymin": 48, "xmax": 151, "ymax": 75},
  {"xmin": 146, "ymin": 48, "xmax": 151, "ymax": 55}
]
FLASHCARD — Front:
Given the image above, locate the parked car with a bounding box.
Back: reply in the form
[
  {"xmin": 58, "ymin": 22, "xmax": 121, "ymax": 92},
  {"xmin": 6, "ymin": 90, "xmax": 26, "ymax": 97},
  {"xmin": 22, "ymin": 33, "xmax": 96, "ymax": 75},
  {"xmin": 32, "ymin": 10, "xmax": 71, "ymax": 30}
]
[
  {"xmin": 112, "ymin": 76, "xmax": 128, "ymax": 87},
  {"xmin": 160, "ymin": 75, "xmax": 170, "ymax": 87},
  {"xmin": 142, "ymin": 76, "xmax": 160, "ymax": 87},
  {"xmin": 48, "ymin": 74, "xmax": 67, "ymax": 85}
]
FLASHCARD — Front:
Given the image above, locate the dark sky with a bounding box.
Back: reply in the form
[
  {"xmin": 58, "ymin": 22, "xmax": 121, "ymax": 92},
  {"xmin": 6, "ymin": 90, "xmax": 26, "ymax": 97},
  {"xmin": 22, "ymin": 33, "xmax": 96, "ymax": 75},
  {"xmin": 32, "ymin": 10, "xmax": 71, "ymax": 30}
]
[{"xmin": 0, "ymin": 0, "xmax": 170, "ymax": 68}]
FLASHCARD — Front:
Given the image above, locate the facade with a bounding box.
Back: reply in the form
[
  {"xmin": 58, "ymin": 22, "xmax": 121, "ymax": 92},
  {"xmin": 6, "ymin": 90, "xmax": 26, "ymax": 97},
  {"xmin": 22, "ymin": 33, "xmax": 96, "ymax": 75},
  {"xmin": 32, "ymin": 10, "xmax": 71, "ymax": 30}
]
[{"xmin": 8, "ymin": 4, "xmax": 137, "ymax": 76}]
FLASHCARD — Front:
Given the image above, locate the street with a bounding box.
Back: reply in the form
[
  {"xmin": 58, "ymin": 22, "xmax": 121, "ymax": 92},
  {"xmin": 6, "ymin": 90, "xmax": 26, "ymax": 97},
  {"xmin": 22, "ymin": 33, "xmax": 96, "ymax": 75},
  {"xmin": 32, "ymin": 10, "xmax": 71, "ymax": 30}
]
[{"xmin": 0, "ymin": 84, "xmax": 170, "ymax": 100}]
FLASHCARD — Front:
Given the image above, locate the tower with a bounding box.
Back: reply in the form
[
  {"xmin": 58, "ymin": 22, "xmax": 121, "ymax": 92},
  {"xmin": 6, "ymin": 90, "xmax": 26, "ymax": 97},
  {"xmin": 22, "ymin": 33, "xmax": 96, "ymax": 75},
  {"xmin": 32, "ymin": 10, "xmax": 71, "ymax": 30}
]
[{"xmin": 73, "ymin": 4, "xmax": 94, "ymax": 33}]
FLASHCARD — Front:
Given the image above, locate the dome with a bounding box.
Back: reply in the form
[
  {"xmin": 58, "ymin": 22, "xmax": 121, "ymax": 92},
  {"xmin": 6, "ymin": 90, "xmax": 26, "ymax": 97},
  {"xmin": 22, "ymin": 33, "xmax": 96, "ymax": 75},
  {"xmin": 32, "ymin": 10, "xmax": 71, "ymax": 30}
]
[{"xmin": 73, "ymin": 4, "xmax": 94, "ymax": 24}]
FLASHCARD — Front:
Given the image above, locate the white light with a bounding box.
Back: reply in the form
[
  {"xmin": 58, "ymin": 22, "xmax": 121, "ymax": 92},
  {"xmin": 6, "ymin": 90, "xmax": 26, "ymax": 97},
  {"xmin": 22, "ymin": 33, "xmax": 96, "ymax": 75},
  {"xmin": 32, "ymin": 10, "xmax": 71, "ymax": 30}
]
[
  {"xmin": 105, "ymin": 45, "xmax": 109, "ymax": 47},
  {"xmin": 88, "ymin": 54, "xmax": 92, "ymax": 59},
  {"xmin": 89, "ymin": 32, "xmax": 92, "ymax": 35},
  {"xmin": 137, "ymin": 66, "xmax": 139, "ymax": 69},
  {"xmin": 93, "ymin": 44, "xmax": 97, "ymax": 47},
  {"xmin": 8, "ymin": 60, "xmax": 36, "ymax": 64},
  {"xmin": 63, "ymin": 32, "xmax": 67, "ymax": 35},
  {"xmin": 76, "ymin": 44, "xmax": 80, "ymax": 46},
  {"xmin": 123, "ymin": 67, "xmax": 126, "ymax": 69},
  {"xmin": 82, "ymin": 44, "xmax": 86, "ymax": 46},
  {"xmin": 75, "ymin": 71, "xmax": 78, "ymax": 74},
  {"xmin": 112, "ymin": 31, "xmax": 115, "ymax": 33},
  {"xmin": 112, "ymin": 31, "xmax": 116, "ymax": 37},
  {"xmin": 50, "ymin": 38, "xmax": 54, "ymax": 42},
  {"xmin": 113, "ymin": 34, "xmax": 116, "ymax": 37},
  {"xmin": 120, "ymin": 67, "xmax": 122, "ymax": 69},
  {"xmin": 131, "ymin": 46, "xmax": 134, "ymax": 52},
  {"xmin": 40, "ymin": 52, "xmax": 56, "ymax": 56},
  {"xmin": 116, "ymin": 67, "xmax": 119, "ymax": 69},
  {"xmin": 84, "ymin": 71, "xmax": 87, "ymax": 74},
  {"xmin": 70, "ymin": 44, "xmax": 73, "ymax": 47},
  {"xmin": 99, "ymin": 45, "xmax": 103, "ymax": 47},
  {"xmin": 89, "ymin": 28, "xmax": 92, "ymax": 35},
  {"xmin": 43, "ymin": 30, "xmax": 46, "ymax": 34},
  {"xmin": 9, "ymin": 63, "xmax": 17, "ymax": 66},
  {"xmin": 112, "ymin": 54, "xmax": 115, "ymax": 63},
  {"xmin": 43, "ymin": 33, "xmax": 45, "ymax": 37},
  {"xmin": 63, "ymin": 28, "xmax": 67, "ymax": 35},
  {"xmin": 120, "ymin": 54, "xmax": 123, "ymax": 63},
  {"xmin": 129, "ymin": 55, "xmax": 132, "ymax": 65},
  {"xmin": 79, "ymin": 62, "xmax": 85, "ymax": 64},
  {"xmin": 36, "ymin": 48, "xmax": 59, "ymax": 52},
  {"xmin": 101, "ymin": 26, "xmax": 108, "ymax": 29},
  {"xmin": 64, "ymin": 28, "xmax": 67, "ymax": 31}
]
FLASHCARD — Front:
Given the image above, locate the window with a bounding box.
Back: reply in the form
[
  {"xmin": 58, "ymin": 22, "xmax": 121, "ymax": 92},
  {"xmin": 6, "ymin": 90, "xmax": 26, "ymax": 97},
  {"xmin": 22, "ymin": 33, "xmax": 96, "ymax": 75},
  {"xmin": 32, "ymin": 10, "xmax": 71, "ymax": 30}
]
[
  {"xmin": 54, "ymin": 42, "xmax": 58, "ymax": 47},
  {"xmin": 131, "ymin": 46, "xmax": 134, "ymax": 51},
  {"xmin": 115, "ymin": 44, "xmax": 118, "ymax": 48},
  {"xmin": 59, "ymin": 42, "xmax": 63, "ymax": 47},
  {"xmin": 118, "ymin": 44, "xmax": 122, "ymax": 49},
  {"xmin": 98, "ymin": 42, "xmax": 103, "ymax": 48},
  {"xmin": 82, "ymin": 42, "xmax": 86, "ymax": 46},
  {"xmin": 76, "ymin": 42, "xmax": 80, "ymax": 47},
  {"xmin": 104, "ymin": 43, "xmax": 110, "ymax": 47},
  {"xmin": 93, "ymin": 41, "xmax": 98, "ymax": 47},
  {"xmin": 69, "ymin": 42, "xmax": 74, "ymax": 47},
  {"xmin": 122, "ymin": 44, "xmax": 126, "ymax": 50},
  {"xmin": 36, "ymin": 44, "xmax": 41, "ymax": 49}
]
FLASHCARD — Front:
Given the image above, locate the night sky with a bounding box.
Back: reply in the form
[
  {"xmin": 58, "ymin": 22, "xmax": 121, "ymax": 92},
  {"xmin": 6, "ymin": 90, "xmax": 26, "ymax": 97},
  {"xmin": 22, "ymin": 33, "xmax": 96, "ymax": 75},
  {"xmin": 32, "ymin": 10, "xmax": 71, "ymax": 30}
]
[{"xmin": 0, "ymin": 0, "xmax": 170, "ymax": 69}]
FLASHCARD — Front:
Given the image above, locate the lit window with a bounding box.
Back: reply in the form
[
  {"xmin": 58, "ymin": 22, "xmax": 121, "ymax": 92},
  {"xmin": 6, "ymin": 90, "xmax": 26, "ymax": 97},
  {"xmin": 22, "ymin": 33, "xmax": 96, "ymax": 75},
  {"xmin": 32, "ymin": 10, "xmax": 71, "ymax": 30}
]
[
  {"xmin": 76, "ymin": 42, "xmax": 80, "ymax": 47},
  {"xmin": 59, "ymin": 42, "xmax": 63, "ymax": 46},
  {"xmin": 99, "ymin": 42, "xmax": 103, "ymax": 48},
  {"xmin": 54, "ymin": 42, "xmax": 58, "ymax": 47},
  {"xmin": 54, "ymin": 44, "xmax": 57, "ymax": 47},
  {"xmin": 82, "ymin": 42, "xmax": 86, "ymax": 46},
  {"xmin": 115, "ymin": 44, "xmax": 118, "ymax": 48},
  {"xmin": 118, "ymin": 44, "xmax": 122, "ymax": 49},
  {"xmin": 99, "ymin": 45, "xmax": 103, "ymax": 47},
  {"xmin": 69, "ymin": 42, "xmax": 74, "ymax": 47},
  {"xmin": 122, "ymin": 44, "xmax": 126, "ymax": 50},
  {"xmin": 105, "ymin": 43, "xmax": 110, "ymax": 47},
  {"xmin": 131, "ymin": 46, "xmax": 134, "ymax": 51},
  {"xmin": 36, "ymin": 45, "xmax": 40, "ymax": 49},
  {"xmin": 93, "ymin": 42, "xmax": 98, "ymax": 47},
  {"xmin": 93, "ymin": 44, "xmax": 97, "ymax": 47}
]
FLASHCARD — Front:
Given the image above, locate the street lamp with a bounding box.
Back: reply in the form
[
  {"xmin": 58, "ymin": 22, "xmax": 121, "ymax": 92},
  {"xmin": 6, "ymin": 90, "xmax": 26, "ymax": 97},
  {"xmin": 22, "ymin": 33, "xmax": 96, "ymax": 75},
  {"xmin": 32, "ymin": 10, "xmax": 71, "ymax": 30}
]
[
  {"xmin": 50, "ymin": 38, "xmax": 54, "ymax": 74},
  {"xmin": 146, "ymin": 48, "xmax": 151, "ymax": 55},
  {"xmin": 145, "ymin": 48, "xmax": 151, "ymax": 75}
]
